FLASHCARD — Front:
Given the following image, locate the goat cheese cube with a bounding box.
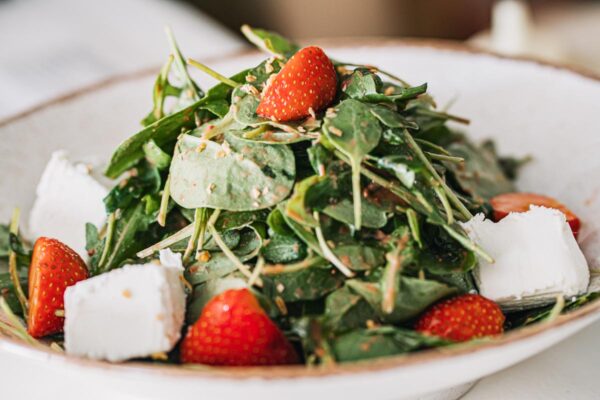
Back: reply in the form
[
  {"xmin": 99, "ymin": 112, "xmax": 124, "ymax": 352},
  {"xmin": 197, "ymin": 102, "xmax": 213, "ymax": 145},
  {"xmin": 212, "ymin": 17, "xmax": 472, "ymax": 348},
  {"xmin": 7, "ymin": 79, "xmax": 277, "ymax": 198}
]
[
  {"xmin": 461, "ymin": 206, "xmax": 590, "ymax": 308},
  {"xmin": 29, "ymin": 150, "xmax": 108, "ymax": 258},
  {"xmin": 64, "ymin": 250, "xmax": 186, "ymax": 362}
]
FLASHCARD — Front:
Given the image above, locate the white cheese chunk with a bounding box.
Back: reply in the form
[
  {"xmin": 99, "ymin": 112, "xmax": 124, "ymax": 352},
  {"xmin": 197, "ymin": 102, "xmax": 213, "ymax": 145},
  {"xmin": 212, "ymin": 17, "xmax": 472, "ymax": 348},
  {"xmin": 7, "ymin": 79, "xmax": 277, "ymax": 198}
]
[
  {"xmin": 28, "ymin": 150, "xmax": 108, "ymax": 258},
  {"xmin": 64, "ymin": 250, "xmax": 186, "ymax": 362},
  {"xmin": 461, "ymin": 206, "xmax": 590, "ymax": 308}
]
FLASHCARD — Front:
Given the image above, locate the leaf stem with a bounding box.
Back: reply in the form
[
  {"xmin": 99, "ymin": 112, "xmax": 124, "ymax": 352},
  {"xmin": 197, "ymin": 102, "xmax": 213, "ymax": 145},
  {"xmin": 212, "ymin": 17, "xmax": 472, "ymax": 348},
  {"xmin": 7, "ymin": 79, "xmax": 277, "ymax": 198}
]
[
  {"xmin": 98, "ymin": 212, "xmax": 116, "ymax": 271},
  {"xmin": 136, "ymin": 223, "xmax": 194, "ymax": 259},
  {"xmin": 350, "ymin": 159, "xmax": 363, "ymax": 230},
  {"xmin": 0, "ymin": 298, "xmax": 43, "ymax": 348},
  {"xmin": 414, "ymin": 138, "xmax": 452, "ymax": 156},
  {"xmin": 183, "ymin": 208, "xmax": 205, "ymax": 263},
  {"xmin": 402, "ymin": 129, "xmax": 472, "ymax": 221},
  {"xmin": 157, "ymin": 175, "xmax": 171, "ymax": 227},
  {"xmin": 406, "ymin": 209, "xmax": 423, "ymax": 248},
  {"xmin": 425, "ymin": 151, "xmax": 464, "ymax": 164},
  {"xmin": 313, "ymin": 212, "xmax": 354, "ymax": 278},
  {"xmin": 248, "ymin": 255, "xmax": 264, "ymax": 288},
  {"xmin": 433, "ymin": 185, "xmax": 454, "ymax": 225},
  {"xmin": 8, "ymin": 208, "xmax": 27, "ymax": 315},
  {"xmin": 187, "ymin": 58, "xmax": 240, "ymax": 88},
  {"xmin": 262, "ymin": 256, "xmax": 324, "ymax": 275}
]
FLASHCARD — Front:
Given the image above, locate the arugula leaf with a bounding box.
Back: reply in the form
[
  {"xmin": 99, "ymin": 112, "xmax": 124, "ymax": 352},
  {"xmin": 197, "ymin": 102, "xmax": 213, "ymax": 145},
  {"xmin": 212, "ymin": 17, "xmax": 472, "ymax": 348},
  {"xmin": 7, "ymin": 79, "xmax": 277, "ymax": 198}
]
[
  {"xmin": 0, "ymin": 225, "xmax": 9, "ymax": 258},
  {"xmin": 241, "ymin": 25, "xmax": 300, "ymax": 57},
  {"xmin": 169, "ymin": 133, "xmax": 295, "ymax": 211},
  {"xmin": 444, "ymin": 140, "xmax": 515, "ymax": 203},
  {"xmin": 103, "ymin": 161, "xmax": 161, "ymax": 213}
]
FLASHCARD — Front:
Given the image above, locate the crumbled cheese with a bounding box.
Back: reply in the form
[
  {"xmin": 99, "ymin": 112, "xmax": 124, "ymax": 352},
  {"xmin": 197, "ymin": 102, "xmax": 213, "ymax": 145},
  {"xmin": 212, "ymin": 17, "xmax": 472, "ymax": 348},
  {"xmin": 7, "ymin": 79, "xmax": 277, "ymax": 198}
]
[
  {"xmin": 28, "ymin": 151, "xmax": 108, "ymax": 258},
  {"xmin": 461, "ymin": 206, "xmax": 590, "ymax": 307},
  {"xmin": 64, "ymin": 249, "xmax": 186, "ymax": 362}
]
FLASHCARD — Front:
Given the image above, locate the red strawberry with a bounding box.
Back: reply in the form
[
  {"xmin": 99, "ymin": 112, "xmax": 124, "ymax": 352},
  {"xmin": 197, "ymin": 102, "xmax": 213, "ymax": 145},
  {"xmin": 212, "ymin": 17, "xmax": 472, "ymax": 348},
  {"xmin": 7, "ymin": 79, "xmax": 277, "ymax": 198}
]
[
  {"xmin": 490, "ymin": 192, "xmax": 580, "ymax": 238},
  {"xmin": 27, "ymin": 237, "xmax": 89, "ymax": 338},
  {"xmin": 415, "ymin": 294, "xmax": 504, "ymax": 342},
  {"xmin": 257, "ymin": 46, "xmax": 337, "ymax": 122},
  {"xmin": 180, "ymin": 288, "xmax": 298, "ymax": 366}
]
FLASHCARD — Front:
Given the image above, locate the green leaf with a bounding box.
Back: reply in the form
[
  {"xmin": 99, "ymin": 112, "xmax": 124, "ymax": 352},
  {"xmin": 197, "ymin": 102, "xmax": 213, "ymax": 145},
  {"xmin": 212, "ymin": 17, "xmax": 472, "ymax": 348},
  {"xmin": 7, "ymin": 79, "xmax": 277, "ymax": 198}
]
[
  {"xmin": 169, "ymin": 133, "xmax": 295, "ymax": 211},
  {"xmin": 333, "ymin": 245, "xmax": 386, "ymax": 271},
  {"xmin": 261, "ymin": 234, "xmax": 307, "ymax": 264},
  {"xmin": 285, "ymin": 175, "xmax": 325, "ymax": 228},
  {"xmin": 418, "ymin": 224, "xmax": 477, "ymax": 275},
  {"xmin": 331, "ymin": 326, "xmax": 450, "ymax": 362},
  {"xmin": 104, "ymin": 70, "xmax": 249, "ymax": 179},
  {"xmin": 143, "ymin": 139, "xmax": 172, "ymax": 170},
  {"xmin": 277, "ymin": 203, "xmax": 322, "ymax": 256},
  {"xmin": 370, "ymin": 105, "xmax": 419, "ymax": 130},
  {"xmin": 241, "ymin": 25, "xmax": 300, "ymax": 57},
  {"xmin": 0, "ymin": 225, "xmax": 9, "ymax": 258},
  {"xmin": 324, "ymin": 286, "xmax": 375, "ymax": 332},
  {"xmin": 323, "ymin": 198, "xmax": 388, "ymax": 229},
  {"xmin": 324, "ymin": 99, "xmax": 383, "ymax": 229},
  {"xmin": 263, "ymin": 265, "xmax": 344, "ymax": 302},
  {"xmin": 267, "ymin": 208, "xmax": 293, "ymax": 236},
  {"xmin": 342, "ymin": 69, "xmax": 382, "ymax": 99},
  {"xmin": 97, "ymin": 202, "xmax": 159, "ymax": 272},
  {"xmin": 348, "ymin": 276, "xmax": 456, "ymax": 323},
  {"xmin": 103, "ymin": 161, "xmax": 161, "ymax": 213},
  {"xmin": 444, "ymin": 140, "xmax": 515, "ymax": 202}
]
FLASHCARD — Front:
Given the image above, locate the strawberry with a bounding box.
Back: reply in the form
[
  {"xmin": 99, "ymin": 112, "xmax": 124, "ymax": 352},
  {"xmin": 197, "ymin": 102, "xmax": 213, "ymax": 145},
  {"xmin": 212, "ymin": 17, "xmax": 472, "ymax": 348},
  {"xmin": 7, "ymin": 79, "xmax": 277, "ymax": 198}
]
[
  {"xmin": 257, "ymin": 46, "xmax": 337, "ymax": 122},
  {"xmin": 490, "ymin": 192, "xmax": 580, "ymax": 237},
  {"xmin": 27, "ymin": 237, "xmax": 89, "ymax": 338},
  {"xmin": 180, "ymin": 288, "xmax": 298, "ymax": 366},
  {"xmin": 415, "ymin": 294, "xmax": 504, "ymax": 342}
]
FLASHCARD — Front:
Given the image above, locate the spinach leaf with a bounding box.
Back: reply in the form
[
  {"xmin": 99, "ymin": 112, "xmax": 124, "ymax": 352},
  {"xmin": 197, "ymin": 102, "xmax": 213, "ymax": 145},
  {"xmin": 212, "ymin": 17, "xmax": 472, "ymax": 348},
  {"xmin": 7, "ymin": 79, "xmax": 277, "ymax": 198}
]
[
  {"xmin": 263, "ymin": 266, "xmax": 344, "ymax": 302},
  {"xmin": 261, "ymin": 234, "xmax": 307, "ymax": 264},
  {"xmin": 324, "ymin": 99, "xmax": 383, "ymax": 229},
  {"xmin": 323, "ymin": 198, "xmax": 388, "ymax": 229},
  {"xmin": 418, "ymin": 224, "xmax": 477, "ymax": 275},
  {"xmin": 169, "ymin": 133, "xmax": 295, "ymax": 211},
  {"xmin": 333, "ymin": 245, "xmax": 386, "ymax": 271},
  {"xmin": 332, "ymin": 326, "xmax": 450, "ymax": 362},
  {"xmin": 143, "ymin": 139, "xmax": 172, "ymax": 170},
  {"xmin": 324, "ymin": 286, "xmax": 375, "ymax": 332},
  {"xmin": 104, "ymin": 69, "xmax": 249, "ymax": 179},
  {"xmin": 347, "ymin": 276, "xmax": 456, "ymax": 323}
]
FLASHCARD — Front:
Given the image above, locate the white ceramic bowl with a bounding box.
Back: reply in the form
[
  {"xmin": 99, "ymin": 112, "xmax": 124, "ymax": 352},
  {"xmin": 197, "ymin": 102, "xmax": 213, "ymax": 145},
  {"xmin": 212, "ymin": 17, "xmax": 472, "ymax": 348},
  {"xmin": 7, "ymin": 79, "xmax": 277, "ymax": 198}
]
[{"xmin": 1, "ymin": 40, "xmax": 599, "ymax": 400}]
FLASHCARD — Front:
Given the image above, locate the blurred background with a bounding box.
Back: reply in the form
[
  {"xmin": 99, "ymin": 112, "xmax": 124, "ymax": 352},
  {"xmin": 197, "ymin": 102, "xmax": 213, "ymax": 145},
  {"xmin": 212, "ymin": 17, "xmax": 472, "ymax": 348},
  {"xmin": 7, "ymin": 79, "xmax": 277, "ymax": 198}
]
[{"xmin": 1, "ymin": 0, "xmax": 600, "ymax": 118}]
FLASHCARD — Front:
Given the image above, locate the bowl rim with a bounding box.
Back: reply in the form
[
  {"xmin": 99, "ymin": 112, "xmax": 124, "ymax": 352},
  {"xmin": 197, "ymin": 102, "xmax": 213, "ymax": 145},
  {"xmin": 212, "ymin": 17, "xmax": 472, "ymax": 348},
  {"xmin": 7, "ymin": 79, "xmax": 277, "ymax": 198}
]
[{"xmin": 1, "ymin": 37, "xmax": 599, "ymax": 380}]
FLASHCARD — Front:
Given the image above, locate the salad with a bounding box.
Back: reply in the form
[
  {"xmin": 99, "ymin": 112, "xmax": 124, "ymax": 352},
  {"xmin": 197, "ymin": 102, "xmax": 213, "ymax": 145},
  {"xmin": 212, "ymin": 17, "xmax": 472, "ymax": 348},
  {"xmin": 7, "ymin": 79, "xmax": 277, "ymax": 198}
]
[{"xmin": 0, "ymin": 26, "xmax": 597, "ymax": 367}]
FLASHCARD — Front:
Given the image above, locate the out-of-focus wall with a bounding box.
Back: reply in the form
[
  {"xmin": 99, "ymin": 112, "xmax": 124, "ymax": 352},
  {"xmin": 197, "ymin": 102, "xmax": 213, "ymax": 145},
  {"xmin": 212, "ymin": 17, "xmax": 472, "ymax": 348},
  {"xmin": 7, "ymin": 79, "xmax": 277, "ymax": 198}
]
[{"xmin": 189, "ymin": 0, "xmax": 494, "ymax": 39}]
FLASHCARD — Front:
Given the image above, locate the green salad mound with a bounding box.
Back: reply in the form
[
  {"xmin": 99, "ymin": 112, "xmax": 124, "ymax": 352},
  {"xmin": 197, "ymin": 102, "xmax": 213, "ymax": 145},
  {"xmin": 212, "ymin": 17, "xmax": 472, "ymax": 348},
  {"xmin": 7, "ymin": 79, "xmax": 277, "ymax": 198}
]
[{"xmin": 2, "ymin": 26, "xmax": 597, "ymax": 365}]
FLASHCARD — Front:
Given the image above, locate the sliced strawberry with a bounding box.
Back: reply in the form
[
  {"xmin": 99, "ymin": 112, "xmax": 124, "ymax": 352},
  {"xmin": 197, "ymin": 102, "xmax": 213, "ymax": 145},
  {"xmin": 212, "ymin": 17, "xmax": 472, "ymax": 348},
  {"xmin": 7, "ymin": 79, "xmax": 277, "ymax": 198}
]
[
  {"xmin": 257, "ymin": 46, "xmax": 337, "ymax": 122},
  {"xmin": 180, "ymin": 288, "xmax": 298, "ymax": 366},
  {"xmin": 415, "ymin": 294, "xmax": 504, "ymax": 342},
  {"xmin": 490, "ymin": 192, "xmax": 580, "ymax": 237},
  {"xmin": 27, "ymin": 237, "xmax": 88, "ymax": 338}
]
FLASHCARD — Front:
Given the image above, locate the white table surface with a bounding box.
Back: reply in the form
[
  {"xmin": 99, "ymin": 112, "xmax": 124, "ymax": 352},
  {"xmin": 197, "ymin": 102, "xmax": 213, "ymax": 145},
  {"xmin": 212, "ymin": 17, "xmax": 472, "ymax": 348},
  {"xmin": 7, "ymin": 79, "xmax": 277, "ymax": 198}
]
[{"xmin": 1, "ymin": 1, "xmax": 598, "ymax": 398}]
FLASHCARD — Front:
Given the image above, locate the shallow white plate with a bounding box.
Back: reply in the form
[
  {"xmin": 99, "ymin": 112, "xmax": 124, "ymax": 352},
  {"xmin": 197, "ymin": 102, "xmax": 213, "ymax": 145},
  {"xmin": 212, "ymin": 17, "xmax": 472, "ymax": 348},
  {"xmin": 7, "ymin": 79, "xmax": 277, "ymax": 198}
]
[{"xmin": 1, "ymin": 40, "xmax": 599, "ymax": 400}]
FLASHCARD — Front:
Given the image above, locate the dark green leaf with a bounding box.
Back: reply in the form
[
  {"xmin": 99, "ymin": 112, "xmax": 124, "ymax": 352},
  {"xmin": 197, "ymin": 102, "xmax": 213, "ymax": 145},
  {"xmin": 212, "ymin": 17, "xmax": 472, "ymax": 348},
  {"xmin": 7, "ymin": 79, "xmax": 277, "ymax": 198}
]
[{"xmin": 261, "ymin": 234, "xmax": 307, "ymax": 264}]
